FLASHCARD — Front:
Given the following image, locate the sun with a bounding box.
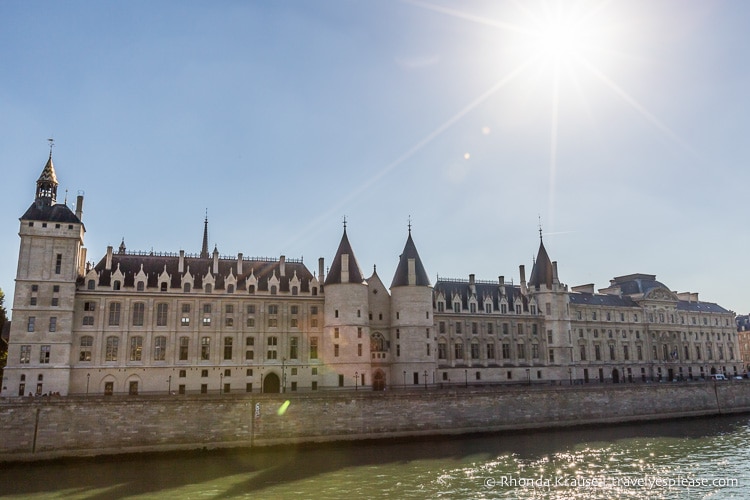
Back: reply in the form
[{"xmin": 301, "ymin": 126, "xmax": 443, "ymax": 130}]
[{"xmin": 533, "ymin": 16, "xmax": 587, "ymax": 63}]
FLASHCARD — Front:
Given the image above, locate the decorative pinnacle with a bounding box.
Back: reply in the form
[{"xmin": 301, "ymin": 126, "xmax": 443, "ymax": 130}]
[
  {"xmin": 408, "ymin": 215, "xmax": 412, "ymax": 234},
  {"xmin": 343, "ymin": 215, "xmax": 347, "ymax": 231},
  {"xmin": 538, "ymin": 215, "xmax": 543, "ymax": 241}
]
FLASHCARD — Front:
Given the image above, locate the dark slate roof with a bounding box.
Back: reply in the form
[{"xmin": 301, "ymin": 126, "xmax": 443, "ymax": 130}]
[
  {"xmin": 569, "ymin": 293, "xmax": 639, "ymax": 307},
  {"xmin": 609, "ymin": 274, "xmax": 670, "ymax": 296},
  {"xmin": 324, "ymin": 229, "xmax": 365, "ymax": 285},
  {"xmin": 528, "ymin": 240, "xmax": 553, "ymax": 289},
  {"xmin": 20, "ymin": 202, "xmax": 81, "ymax": 224},
  {"xmin": 90, "ymin": 253, "xmax": 314, "ymax": 292},
  {"xmin": 676, "ymin": 301, "xmax": 729, "ymax": 314},
  {"xmin": 434, "ymin": 279, "xmax": 527, "ymax": 312},
  {"xmin": 390, "ymin": 231, "xmax": 430, "ymax": 288}
]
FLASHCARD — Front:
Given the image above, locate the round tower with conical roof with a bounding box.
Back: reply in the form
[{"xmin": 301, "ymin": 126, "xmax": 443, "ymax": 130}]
[
  {"xmin": 389, "ymin": 228, "xmax": 435, "ymax": 387},
  {"xmin": 527, "ymin": 232, "xmax": 573, "ymax": 379},
  {"xmin": 322, "ymin": 225, "xmax": 370, "ymax": 389}
]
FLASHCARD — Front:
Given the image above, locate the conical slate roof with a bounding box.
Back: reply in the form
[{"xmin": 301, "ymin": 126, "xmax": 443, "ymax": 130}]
[
  {"xmin": 324, "ymin": 229, "xmax": 365, "ymax": 285},
  {"xmin": 390, "ymin": 231, "xmax": 430, "ymax": 288},
  {"xmin": 528, "ymin": 239, "xmax": 553, "ymax": 289}
]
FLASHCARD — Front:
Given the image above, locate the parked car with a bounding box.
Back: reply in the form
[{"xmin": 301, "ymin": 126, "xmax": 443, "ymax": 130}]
[{"xmin": 711, "ymin": 374, "xmax": 727, "ymax": 381}]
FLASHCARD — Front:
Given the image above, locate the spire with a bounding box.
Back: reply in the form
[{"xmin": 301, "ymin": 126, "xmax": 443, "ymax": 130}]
[
  {"xmin": 391, "ymin": 228, "xmax": 431, "ymax": 288},
  {"xmin": 35, "ymin": 148, "xmax": 59, "ymax": 207},
  {"xmin": 324, "ymin": 226, "xmax": 365, "ymax": 285},
  {"xmin": 528, "ymin": 237, "xmax": 553, "ymax": 289},
  {"xmin": 200, "ymin": 211, "xmax": 209, "ymax": 259}
]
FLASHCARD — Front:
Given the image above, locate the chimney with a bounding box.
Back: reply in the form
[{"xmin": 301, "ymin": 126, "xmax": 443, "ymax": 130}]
[
  {"xmin": 75, "ymin": 194, "xmax": 84, "ymax": 221},
  {"xmin": 341, "ymin": 254, "xmax": 349, "ymax": 282},
  {"xmin": 237, "ymin": 253, "xmax": 243, "ymax": 275},
  {"xmin": 552, "ymin": 261, "xmax": 559, "ymax": 285},
  {"xmin": 78, "ymin": 247, "xmax": 87, "ymax": 277},
  {"xmin": 469, "ymin": 274, "xmax": 475, "ymax": 285},
  {"xmin": 499, "ymin": 276, "xmax": 504, "ymax": 286},
  {"xmin": 318, "ymin": 257, "xmax": 325, "ymax": 283},
  {"xmin": 280, "ymin": 255, "xmax": 286, "ymax": 277},
  {"xmin": 178, "ymin": 250, "xmax": 185, "ymax": 273},
  {"xmin": 105, "ymin": 245, "xmax": 113, "ymax": 270},
  {"xmin": 519, "ymin": 265, "xmax": 526, "ymax": 285}
]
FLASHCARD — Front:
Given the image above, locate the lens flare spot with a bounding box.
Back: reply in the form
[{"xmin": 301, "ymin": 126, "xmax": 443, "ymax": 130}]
[
  {"xmin": 464, "ymin": 153, "xmax": 471, "ymax": 160},
  {"xmin": 277, "ymin": 400, "xmax": 291, "ymax": 416}
]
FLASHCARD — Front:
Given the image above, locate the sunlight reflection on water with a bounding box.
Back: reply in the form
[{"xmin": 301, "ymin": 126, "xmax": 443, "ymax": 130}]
[{"xmin": 1, "ymin": 415, "xmax": 748, "ymax": 499}]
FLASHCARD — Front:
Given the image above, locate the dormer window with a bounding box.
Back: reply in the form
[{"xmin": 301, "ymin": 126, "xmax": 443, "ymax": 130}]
[
  {"xmin": 227, "ymin": 284, "xmax": 235, "ymax": 294},
  {"xmin": 160, "ymin": 283, "xmax": 167, "ymax": 292},
  {"xmin": 113, "ymin": 280, "xmax": 121, "ymax": 291},
  {"xmin": 137, "ymin": 281, "xmax": 145, "ymax": 292},
  {"xmin": 184, "ymin": 283, "xmax": 191, "ymax": 293}
]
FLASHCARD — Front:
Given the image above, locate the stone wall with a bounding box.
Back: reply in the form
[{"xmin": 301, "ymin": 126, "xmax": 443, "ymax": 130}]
[{"xmin": 2, "ymin": 381, "xmax": 750, "ymax": 462}]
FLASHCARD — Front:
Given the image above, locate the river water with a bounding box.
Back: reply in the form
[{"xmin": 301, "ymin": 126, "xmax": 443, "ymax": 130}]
[{"xmin": 1, "ymin": 414, "xmax": 748, "ymax": 499}]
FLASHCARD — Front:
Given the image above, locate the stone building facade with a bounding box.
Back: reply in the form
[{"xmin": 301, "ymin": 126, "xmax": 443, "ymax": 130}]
[{"xmin": 1, "ymin": 154, "xmax": 743, "ymax": 396}]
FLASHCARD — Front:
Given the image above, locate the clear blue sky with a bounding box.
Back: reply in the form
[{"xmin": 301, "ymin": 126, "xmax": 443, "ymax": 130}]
[{"xmin": 1, "ymin": 0, "xmax": 749, "ymax": 316}]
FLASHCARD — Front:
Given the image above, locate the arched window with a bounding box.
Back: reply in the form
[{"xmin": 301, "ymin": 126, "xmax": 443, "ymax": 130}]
[
  {"xmin": 371, "ymin": 332, "xmax": 386, "ymax": 352},
  {"xmin": 312, "ymin": 286, "xmax": 318, "ymax": 296},
  {"xmin": 160, "ymin": 282, "xmax": 167, "ymax": 292},
  {"xmin": 270, "ymin": 285, "xmax": 277, "ymax": 295},
  {"xmin": 248, "ymin": 285, "xmax": 255, "ymax": 294},
  {"xmin": 113, "ymin": 280, "xmax": 121, "ymax": 290},
  {"xmin": 291, "ymin": 286, "xmax": 298, "ymax": 295}
]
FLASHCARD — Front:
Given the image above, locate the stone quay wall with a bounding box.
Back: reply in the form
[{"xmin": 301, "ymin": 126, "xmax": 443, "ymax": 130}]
[{"xmin": 2, "ymin": 381, "xmax": 750, "ymax": 462}]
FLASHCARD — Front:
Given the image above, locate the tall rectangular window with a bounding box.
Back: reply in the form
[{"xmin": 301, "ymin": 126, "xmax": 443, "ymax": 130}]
[
  {"xmin": 80, "ymin": 336, "xmax": 93, "ymax": 361},
  {"xmin": 27, "ymin": 317, "xmax": 35, "ymax": 332},
  {"xmin": 55, "ymin": 254, "xmax": 62, "ymax": 274},
  {"xmin": 289, "ymin": 336, "xmax": 299, "ymax": 359},
  {"xmin": 224, "ymin": 337, "xmax": 233, "ymax": 360},
  {"xmin": 106, "ymin": 336, "xmax": 119, "ymax": 361},
  {"xmin": 154, "ymin": 336, "xmax": 166, "ymax": 361},
  {"xmin": 156, "ymin": 303, "xmax": 168, "ymax": 326},
  {"xmin": 49, "ymin": 317, "xmax": 57, "ymax": 332},
  {"xmin": 502, "ymin": 343, "xmax": 510, "ymax": 359},
  {"xmin": 132, "ymin": 302, "xmax": 145, "ymax": 326},
  {"xmin": 201, "ymin": 337, "xmax": 211, "ymax": 360},
  {"xmin": 40, "ymin": 345, "xmax": 51, "ymax": 364},
  {"xmin": 485, "ymin": 343, "xmax": 494, "ymax": 359},
  {"xmin": 20, "ymin": 345, "xmax": 31, "ymax": 364},
  {"xmin": 310, "ymin": 337, "xmax": 318, "ymax": 359},
  {"xmin": 129, "ymin": 336, "xmax": 143, "ymax": 361},
  {"xmin": 179, "ymin": 337, "xmax": 189, "ymax": 361},
  {"xmin": 454, "ymin": 342, "xmax": 463, "ymax": 360},
  {"xmin": 108, "ymin": 303, "xmax": 121, "ymax": 326},
  {"xmin": 438, "ymin": 342, "xmax": 447, "ymax": 359},
  {"xmin": 245, "ymin": 337, "xmax": 255, "ymax": 360},
  {"xmin": 267, "ymin": 336, "xmax": 278, "ymax": 359}
]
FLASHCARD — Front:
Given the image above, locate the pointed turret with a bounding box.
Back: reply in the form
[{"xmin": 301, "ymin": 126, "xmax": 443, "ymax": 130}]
[
  {"xmin": 390, "ymin": 229, "xmax": 430, "ymax": 288},
  {"xmin": 324, "ymin": 228, "xmax": 365, "ymax": 285},
  {"xmin": 528, "ymin": 235, "xmax": 553, "ymax": 289},
  {"xmin": 35, "ymin": 152, "xmax": 59, "ymax": 208},
  {"xmin": 200, "ymin": 215, "xmax": 209, "ymax": 259}
]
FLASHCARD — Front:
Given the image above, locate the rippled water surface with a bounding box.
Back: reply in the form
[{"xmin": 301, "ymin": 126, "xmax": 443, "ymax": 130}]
[{"xmin": 1, "ymin": 414, "xmax": 749, "ymax": 499}]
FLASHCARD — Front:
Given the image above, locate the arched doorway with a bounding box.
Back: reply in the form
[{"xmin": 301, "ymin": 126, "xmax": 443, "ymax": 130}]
[
  {"xmin": 263, "ymin": 372, "xmax": 280, "ymax": 393},
  {"xmin": 372, "ymin": 370, "xmax": 386, "ymax": 391},
  {"xmin": 710, "ymin": 367, "xmax": 717, "ymax": 375},
  {"xmin": 612, "ymin": 368, "xmax": 620, "ymax": 384}
]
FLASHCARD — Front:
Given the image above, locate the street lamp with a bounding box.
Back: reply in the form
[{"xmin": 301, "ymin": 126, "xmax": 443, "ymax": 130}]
[
  {"xmin": 86, "ymin": 373, "xmax": 90, "ymax": 395},
  {"xmin": 355, "ymin": 371, "xmax": 359, "ymax": 391},
  {"xmin": 167, "ymin": 375, "xmax": 172, "ymax": 394}
]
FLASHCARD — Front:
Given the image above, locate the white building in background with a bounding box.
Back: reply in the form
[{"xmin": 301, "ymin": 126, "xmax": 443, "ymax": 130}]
[{"xmin": 1, "ymin": 153, "xmax": 742, "ymax": 396}]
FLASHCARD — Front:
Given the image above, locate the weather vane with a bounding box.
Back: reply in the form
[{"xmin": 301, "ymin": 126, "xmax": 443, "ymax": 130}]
[
  {"xmin": 48, "ymin": 137, "xmax": 55, "ymax": 155},
  {"xmin": 343, "ymin": 215, "xmax": 347, "ymax": 230}
]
